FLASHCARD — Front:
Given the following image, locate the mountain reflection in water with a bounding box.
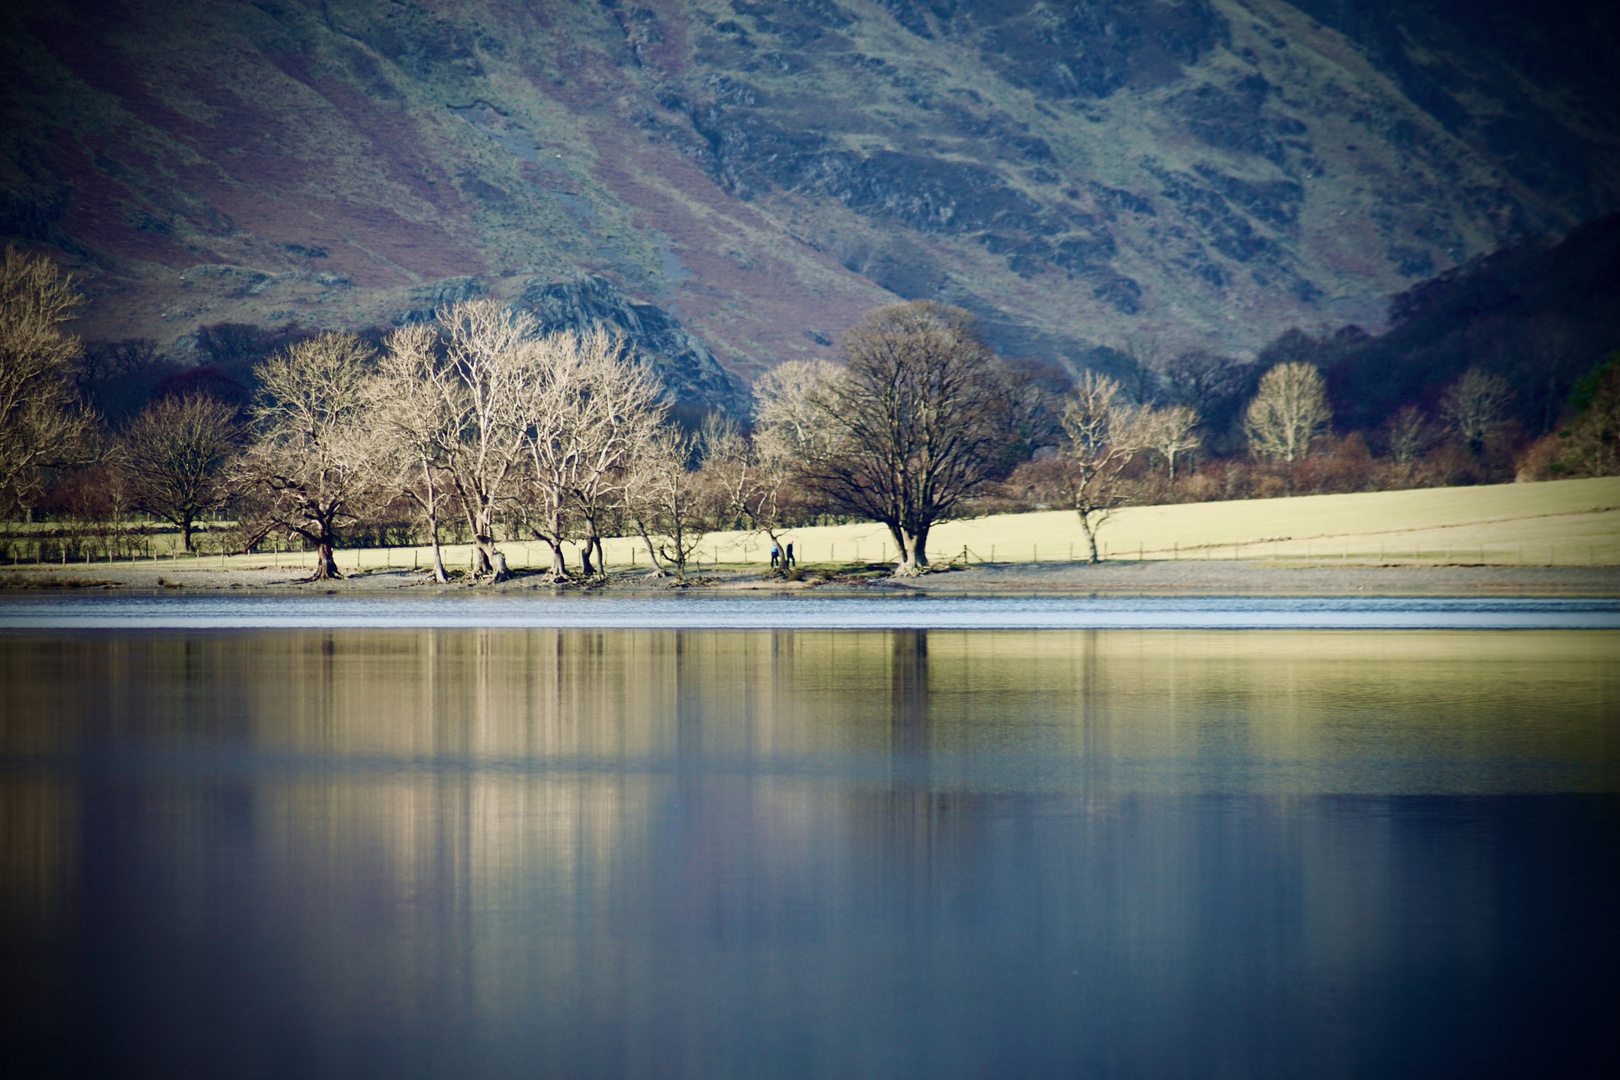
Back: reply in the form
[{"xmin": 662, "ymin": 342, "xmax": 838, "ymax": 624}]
[{"xmin": 2, "ymin": 627, "xmax": 1616, "ymax": 1078}]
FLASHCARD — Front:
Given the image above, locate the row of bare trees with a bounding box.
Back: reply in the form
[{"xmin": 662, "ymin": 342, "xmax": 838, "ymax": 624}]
[
  {"xmin": 5, "ymin": 243, "xmax": 1616, "ymax": 577},
  {"xmin": 231, "ymin": 303, "xmax": 680, "ymax": 581}
]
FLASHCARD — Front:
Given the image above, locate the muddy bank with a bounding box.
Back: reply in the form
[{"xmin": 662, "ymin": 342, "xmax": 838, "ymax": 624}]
[{"xmin": 3, "ymin": 559, "xmax": 1618, "ymax": 598}]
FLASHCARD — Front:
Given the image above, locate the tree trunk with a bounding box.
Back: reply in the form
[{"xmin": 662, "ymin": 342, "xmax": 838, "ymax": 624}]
[
  {"xmin": 180, "ymin": 518, "xmax": 194, "ymax": 553},
  {"xmin": 422, "ymin": 459, "xmax": 449, "ymax": 583},
  {"xmin": 579, "ymin": 528, "xmax": 596, "ymax": 577},
  {"xmin": 545, "ymin": 540, "xmax": 568, "ymax": 578},
  {"xmin": 891, "ymin": 525, "xmax": 928, "ymax": 576},
  {"xmin": 311, "ymin": 540, "xmax": 343, "ymax": 580},
  {"xmin": 1077, "ymin": 511, "xmax": 1102, "ymax": 563},
  {"xmin": 579, "ymin": 517, "xmax": 605, "ymax": 578},
  {"xmin": 470, "ymin": 516, "xmax": 494, "ymax": 574},
  {"xmin": 533, "ymin": 495, "xmax": 570, "ymax": 579},
  {"xmin": 489, "ymin": 549, "xmax": 510, "ymax": 582},
  {"xmin": 636, "ymin": 528, "xmax": 668, "ymax": 574}
]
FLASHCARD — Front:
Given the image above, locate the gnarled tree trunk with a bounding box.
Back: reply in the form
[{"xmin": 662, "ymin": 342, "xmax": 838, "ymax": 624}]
[
  {"xmin": 890, "ymin": 525, "xmax": 929, "ymax": 576},
  {"xmin": 312, "ymin": 540, "xmax": 342, "ymax": 580}
]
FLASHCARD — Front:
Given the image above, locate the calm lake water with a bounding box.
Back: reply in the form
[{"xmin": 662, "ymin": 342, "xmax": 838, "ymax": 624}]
[{"xmin": 2, "ymin": 598, "xmax": 1617, "ymax": 1077}]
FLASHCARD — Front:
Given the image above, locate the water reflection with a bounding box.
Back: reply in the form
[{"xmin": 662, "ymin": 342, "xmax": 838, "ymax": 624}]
[
  {"xmin": 2, "ymin": 628, "xmax": 1617, "ymax": 1077},
  {"xmin": 4, "ymin": 628, "xmax": 1614, "ymax": 790}
]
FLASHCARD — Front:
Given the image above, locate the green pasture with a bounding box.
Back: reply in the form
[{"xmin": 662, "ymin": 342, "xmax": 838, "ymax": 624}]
[{"xmin": 7, "ymin": 476, "xmax": 1617, "ymax": 573}]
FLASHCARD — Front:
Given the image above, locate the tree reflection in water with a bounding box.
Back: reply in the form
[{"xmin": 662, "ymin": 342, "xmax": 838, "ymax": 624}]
[{"xmin": 1, "ymin": 627, "xmax": 1616, "ymax": 1077}]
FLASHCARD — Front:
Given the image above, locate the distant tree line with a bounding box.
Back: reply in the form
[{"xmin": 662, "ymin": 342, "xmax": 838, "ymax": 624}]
[{"xmin": 3, "ymin": 240, "xmax": 1617, "ymax": 576}]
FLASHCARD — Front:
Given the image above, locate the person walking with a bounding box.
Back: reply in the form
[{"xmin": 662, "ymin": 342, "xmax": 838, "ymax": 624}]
[
  {"xmin": 785, "ymin": 542, "xmax": 795, "ymax": 568},
  {"xmin": 770, "ymin": 542, "xmax": 780, "ymax": 569}
]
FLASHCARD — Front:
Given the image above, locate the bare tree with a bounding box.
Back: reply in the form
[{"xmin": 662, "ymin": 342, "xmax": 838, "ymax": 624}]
[
  {"xmin": 433, "ymin": 301, "xmax": 536, "ymax": 580},
  {"xmin": 753, "ymin": 359, "xmax": 843, "ymax": 459},
  {"xmin": 240, "ymin": 332, "xmax": 382, "ymax": 580},
  {"xmin": 520, "ymin": 326, "xmax": 666, "ymax": 580},
  {"xmin": 370, "ymin": 324, "xmax": 455, "ymax": 582},
  {"xmin": 1244, "ymin": 362, "xmax": 1331, "ymax": 463},
  {"xmin": 982, "ymin": 358, "xmax": 1064, "ymax": 471},
  {"xmin": 1383, "ymin": 404, "xmax": 1435, "ymax": 470},
  {"xmin": 1142, "ymin": 404, "xmax": 1201, "ymax": 481},
  {"xmin": 625, "ymin": 426, "xmax": 718, "ymax": 580},
  {"xmin": 121, "ymin": 394, "xmax": 241, "ymax": 551},
  {"xmin": 1158, "ymin": 348, "xmax": 1240, "ymax": 409},
  {"xmin": 1440, "ymin": 367, "xmax": 1513, "ymax": 456},
  {"xmin": 743, "ymin": 359, "xmax": 843, "ymax": 553},
  {"xmin": 802, "ymin": 301, "xmax": 1004, "ymax": 575},
  {"xmin": 698, "ymin": 411, "xmax": 753, "ymax": 531},
  {"xmin": 560, "ymin": 333, "xmax": 666, "ymax": 578},
  {"xmin": 1061, "ymin": 372, "xmax": 1150, "ymax": 563},
  {"xmin": 0, "ymin": 245, "xmax": 99, "ymax": 514},
  {"xmin": 1114, "ymin": 333, "xmax": 1166, "ymax": 404}
]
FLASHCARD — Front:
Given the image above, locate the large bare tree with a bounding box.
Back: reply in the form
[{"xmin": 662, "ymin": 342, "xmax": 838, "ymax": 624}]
[
  {"xmin": 519, "ymin": 326, "xmax": 665, "ymax": 579},
  {"xmin": 0, "ymin": 245, "xmax": 98, "ymax": 514},
  {"xmin": 1244, "ymin": 361, "xmax": 1331, "ymax": 463},
  {"xmin": 121, "ymin": 394, "xmax": 241, "ymax": 551},
  {"xmin": 433, "ymin": 301, "xmax": 536, "ymax": 580},
  {"xmin": 240, "ymin": 332, "xmax": 381, "ymax": 580},
  {"xmin": 802, "ymin": 302, "xmax": 1004, "ymax": 575}
]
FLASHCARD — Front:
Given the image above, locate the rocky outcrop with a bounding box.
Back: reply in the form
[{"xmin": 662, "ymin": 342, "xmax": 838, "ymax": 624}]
[
  {"xmin": 391, "ymin": 277, "xmax": 488, "ymax": 325},
  {"xmin": 517, "ymin": 275, "xmax": 749, "ymax": 416}
]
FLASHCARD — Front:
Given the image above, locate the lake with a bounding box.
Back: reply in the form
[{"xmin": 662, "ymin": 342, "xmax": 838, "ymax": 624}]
[{"xmin": 2, "ymin": 597, "xmax": 1617, "ymax": 1077}]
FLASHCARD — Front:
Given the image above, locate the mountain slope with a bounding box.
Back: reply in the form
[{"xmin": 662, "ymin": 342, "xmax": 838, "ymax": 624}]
[{"xmin": 2, "ymin": 0, "xmax": 1614, "ymax": 402}]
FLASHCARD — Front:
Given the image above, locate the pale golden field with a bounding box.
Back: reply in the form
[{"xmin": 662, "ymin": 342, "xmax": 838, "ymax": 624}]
[{"xmin": 235, "ymin": 475, "xmax": 1617, "ymax": 575}]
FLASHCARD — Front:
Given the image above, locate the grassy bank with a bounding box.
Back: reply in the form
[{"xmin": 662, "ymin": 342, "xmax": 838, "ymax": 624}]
[
  {"xmin": 656, "ymin": 477, "xmax": 1620, "ymax": 571},
  {"xmin": 7, "ymin": 477, "xmax": 1616, "ymax": 576}
]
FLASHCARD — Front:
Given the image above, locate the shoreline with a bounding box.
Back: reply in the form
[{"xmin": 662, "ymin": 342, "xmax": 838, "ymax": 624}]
[{"xmin": 4, "ymin": 560, "xmax": 1618, "ymax": 598}]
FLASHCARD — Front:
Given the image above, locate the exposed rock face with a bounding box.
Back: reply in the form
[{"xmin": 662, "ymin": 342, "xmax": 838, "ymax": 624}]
[
  {"xmin": 517, "ymin": 275, "xmax": 749, "ymax": 416},
  {"xmin": 1, "ymin": 0, "xmax": 1614, "ymax": 410}
]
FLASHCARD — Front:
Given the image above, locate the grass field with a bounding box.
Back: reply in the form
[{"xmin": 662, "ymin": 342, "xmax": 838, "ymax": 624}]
[
  {"xmin": 617, "ymin": 476, "xmax": 1620, "ymax": 572},
  {"xmin": 17, "ymin": 477, "xmax": 1617, "ymax": 574}
]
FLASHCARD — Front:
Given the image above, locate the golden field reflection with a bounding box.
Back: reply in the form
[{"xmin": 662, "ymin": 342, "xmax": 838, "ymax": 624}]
[
  {"xmin": 1, "ymin": 627, "xmax": 1616, "ymax": 1075},
  {"xmin": 2, "ymin": 628, "xmax": 1615, "ymax": 792}
]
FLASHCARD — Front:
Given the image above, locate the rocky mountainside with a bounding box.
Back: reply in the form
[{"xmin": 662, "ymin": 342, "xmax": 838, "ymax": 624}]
[{"xmin": 2, "ymin": 0, "xmax": 1615, "ymax": 409}]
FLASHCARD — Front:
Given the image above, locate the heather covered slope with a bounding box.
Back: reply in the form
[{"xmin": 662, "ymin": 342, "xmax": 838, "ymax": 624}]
[{"xmin": 2, "ymin": 0, "xmax": 1615, "ymax": 394}]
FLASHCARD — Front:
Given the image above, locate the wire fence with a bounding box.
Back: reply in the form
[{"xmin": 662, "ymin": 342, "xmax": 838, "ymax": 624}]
[{"xmin": 1, "ymin": 527, "xmax": 1611, "ymax": 571}]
